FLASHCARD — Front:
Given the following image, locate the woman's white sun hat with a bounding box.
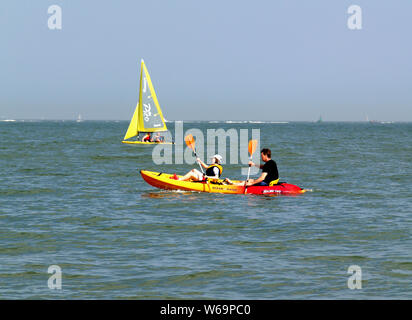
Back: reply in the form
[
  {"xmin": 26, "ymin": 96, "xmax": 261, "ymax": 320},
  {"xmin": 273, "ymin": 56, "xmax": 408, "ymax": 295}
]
[{"xmin": 213, "ymin": 154, "xmax": 223, "ymax": 163}]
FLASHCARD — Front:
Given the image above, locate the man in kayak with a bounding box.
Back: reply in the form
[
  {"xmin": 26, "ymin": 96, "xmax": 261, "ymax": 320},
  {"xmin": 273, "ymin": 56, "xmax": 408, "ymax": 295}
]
[
  {"xmin": 172, "ymin": 154, "xmax": 223, "ymax": 181},
  {"xmin": 225, "ymin": 148, "xmax": 279, "ymax": 186}
]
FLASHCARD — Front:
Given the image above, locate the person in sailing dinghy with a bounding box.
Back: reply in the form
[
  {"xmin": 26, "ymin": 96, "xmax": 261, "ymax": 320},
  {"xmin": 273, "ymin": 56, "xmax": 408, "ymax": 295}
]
[
  {"xmin": 153, "ymin": 132, "xmax": 165, "ymax": 143},
  {"xmin": 225, "ymin": 148, "xmax": 279, "ymax": 186},
  {"xmin": 141, "ymin": 132, "xmax": 152, "ymax": 142},
  {"xmin": 171, "ymin": 155, "xmax": 224, "ymax": 181}
]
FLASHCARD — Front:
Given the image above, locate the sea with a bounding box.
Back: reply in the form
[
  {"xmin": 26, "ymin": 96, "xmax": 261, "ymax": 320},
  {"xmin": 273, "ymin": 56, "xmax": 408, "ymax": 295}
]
[{"xmin": 0, "ymin": 120, "xmax": 411, "ymax": 299}]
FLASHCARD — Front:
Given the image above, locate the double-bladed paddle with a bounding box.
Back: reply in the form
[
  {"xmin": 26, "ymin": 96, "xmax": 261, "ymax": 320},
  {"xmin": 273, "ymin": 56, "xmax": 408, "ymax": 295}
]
[{"xmin": 184, "ymin": 134, "xmax": 204, "ymax": 174}]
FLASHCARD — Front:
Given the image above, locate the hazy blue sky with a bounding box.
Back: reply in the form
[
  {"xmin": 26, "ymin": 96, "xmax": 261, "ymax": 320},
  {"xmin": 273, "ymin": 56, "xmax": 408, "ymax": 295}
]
[{"xmin": 1, "ymin": 0, "xmax": 411, "ymax": 121}]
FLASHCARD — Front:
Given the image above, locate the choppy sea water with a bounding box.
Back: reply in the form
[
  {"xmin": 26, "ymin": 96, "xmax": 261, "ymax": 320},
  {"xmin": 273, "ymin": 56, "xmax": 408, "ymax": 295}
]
[{"xmin": 0, "ymin": 120, "xmax": 411, "ymax": 299}]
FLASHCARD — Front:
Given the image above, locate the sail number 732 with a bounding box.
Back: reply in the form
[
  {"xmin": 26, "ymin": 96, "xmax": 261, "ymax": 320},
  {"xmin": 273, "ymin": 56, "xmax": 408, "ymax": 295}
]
[{"xmin": 143, "ymin": 103, "xmax": 152, "ymax": 122}]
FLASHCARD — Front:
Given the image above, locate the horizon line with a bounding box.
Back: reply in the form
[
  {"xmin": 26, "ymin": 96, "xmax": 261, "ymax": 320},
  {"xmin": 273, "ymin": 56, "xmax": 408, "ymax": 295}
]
[{"xmin": 1, "ymin": 118, "xmax": 407, "ymax": 123}]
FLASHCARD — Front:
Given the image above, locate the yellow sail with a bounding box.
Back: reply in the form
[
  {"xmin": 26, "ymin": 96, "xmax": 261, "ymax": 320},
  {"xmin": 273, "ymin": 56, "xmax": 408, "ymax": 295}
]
[
  {"xmin": 123, "ymin": 60, "xmax": 168, "ymax": 142},
  {"xmin": 123, "ymin": 103, "xmax": 139, "ymax": 140},
  {"xmin": 138, "ymin": 60, "xmax": 167, "ymax": 132}
]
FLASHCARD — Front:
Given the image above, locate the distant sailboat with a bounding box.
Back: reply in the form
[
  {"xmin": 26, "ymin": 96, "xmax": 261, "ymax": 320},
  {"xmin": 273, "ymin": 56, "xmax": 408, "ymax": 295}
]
[
  {"xmin": 122, "ymin": 60, "xmax": 172, "ymax": 145},
  {"xmin": 316, "ymin": 115, "xmax": 322, "ymax": 123},
  {"xmin": 76, "ymin": 114, "xmax": 83, "ymax": 122}
]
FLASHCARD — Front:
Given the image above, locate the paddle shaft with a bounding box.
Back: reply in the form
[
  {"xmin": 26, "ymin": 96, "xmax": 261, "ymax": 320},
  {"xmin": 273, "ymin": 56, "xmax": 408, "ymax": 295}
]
[
  {"xmin": 244, "ymin": 139, "xmax": 258, "ymax": 193},
  {"xmin": 244, "ymin": 155, "xmax": 253, "ymax": 193},
  {"xmin": 246, "ymin": 156, "xmax": 253, "ymax": 181},
  {"xmin": 185, "ymin": 135, "xmax": 204, "ymax": 175},
  {"xmin": 193, "ymin": 149, "xmax": 205, "ymax": 174}
]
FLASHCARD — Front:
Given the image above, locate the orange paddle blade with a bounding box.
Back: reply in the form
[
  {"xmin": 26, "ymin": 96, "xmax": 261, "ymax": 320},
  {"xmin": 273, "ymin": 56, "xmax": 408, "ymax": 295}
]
[
  {"xmin": 184, "ymin": 134, "xmax": 195, "ymax": 150},
  {"xmin": 248, "ymin": 140, "xmax": 258, "ymax": 156}
]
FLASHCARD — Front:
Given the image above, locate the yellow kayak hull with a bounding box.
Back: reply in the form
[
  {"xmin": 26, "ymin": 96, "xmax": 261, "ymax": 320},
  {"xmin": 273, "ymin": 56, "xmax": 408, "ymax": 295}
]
[{"xmin": 140, "ymin": 170, "xmax": 306, "ymax": 195}]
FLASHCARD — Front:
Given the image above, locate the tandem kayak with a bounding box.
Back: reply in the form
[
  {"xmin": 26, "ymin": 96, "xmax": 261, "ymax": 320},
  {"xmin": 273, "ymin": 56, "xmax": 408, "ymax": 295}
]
[{"xmin": 140, "ymin": 170, "xmax": 306, "ymax": 195}]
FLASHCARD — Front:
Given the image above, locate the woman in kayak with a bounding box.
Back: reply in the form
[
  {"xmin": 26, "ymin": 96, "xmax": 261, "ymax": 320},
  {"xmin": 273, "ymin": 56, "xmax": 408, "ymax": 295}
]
[
  {"xmin": 172, "ymin": 154, "xmax": 223, "ymax": 181},
  {"xmin": 225, "ymin": 148, "xmax": 279, "ymax": 186}
]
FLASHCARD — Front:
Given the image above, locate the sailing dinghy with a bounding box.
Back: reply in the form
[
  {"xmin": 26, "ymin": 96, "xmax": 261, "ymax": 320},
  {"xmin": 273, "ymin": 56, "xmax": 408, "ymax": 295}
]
[{"xmin": 122, "ymin": 60, "xmax": 172, "ymax": 145}]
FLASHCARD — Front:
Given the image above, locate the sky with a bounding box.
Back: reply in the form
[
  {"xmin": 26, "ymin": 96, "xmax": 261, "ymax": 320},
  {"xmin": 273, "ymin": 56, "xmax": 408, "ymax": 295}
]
[{"xmin": 1, "ymin": 0, "xmax": 411, "ymax": 121}]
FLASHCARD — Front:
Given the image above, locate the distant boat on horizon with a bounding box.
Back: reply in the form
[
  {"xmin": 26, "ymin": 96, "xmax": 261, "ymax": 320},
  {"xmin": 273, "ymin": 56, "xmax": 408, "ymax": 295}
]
[
  {"xmin": 316, "ymin": 116, "xmax": 322, "ymax": 123},
  {"xmin": 366, "ymin": 114, "xmax": 377, "ymax": 123},
  {"xmin": 76, "ymin": 114, "xmax": 83, "ymax": 122},
  {"xmin": 366, "ymin": 115, "xmax": 393, "ymax": 124}
]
